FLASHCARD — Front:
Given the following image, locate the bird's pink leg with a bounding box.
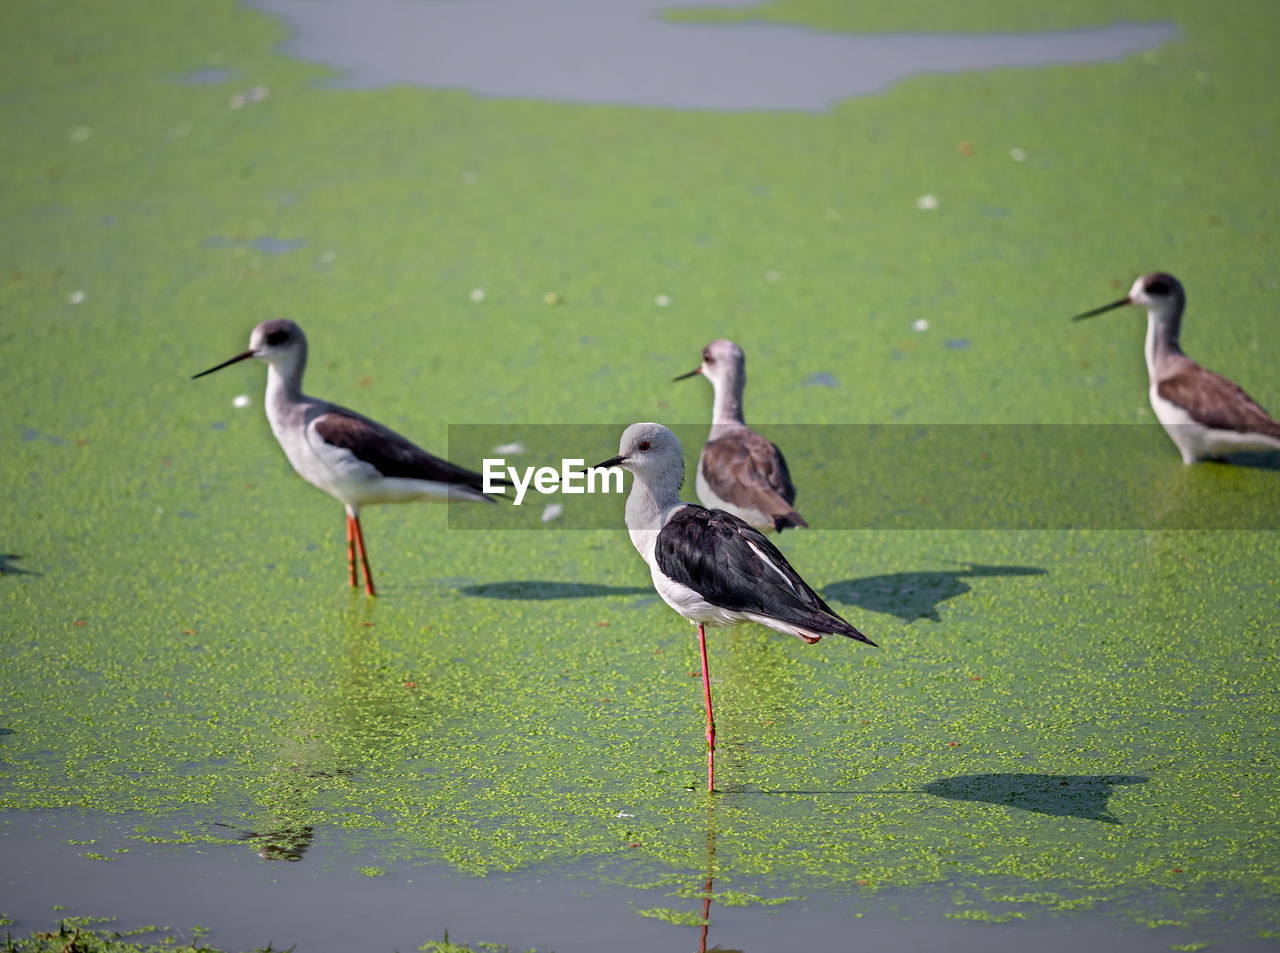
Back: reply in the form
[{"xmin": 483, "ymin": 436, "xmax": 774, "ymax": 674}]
[
  {"xmin": 345, "ymin": 512, "xmax": 358, "ymax": 589},
  {"xmin": 351, "ymin": 511, "xmax": 376, "ymax": 597},
  {"xmin": 698, "ymin": 623, "xmax": 715, "ymax": 793}
]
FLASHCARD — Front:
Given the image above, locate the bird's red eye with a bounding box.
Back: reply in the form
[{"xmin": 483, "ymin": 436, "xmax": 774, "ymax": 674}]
[
  {"xmin": 638, "ymin": 441, "xmax": 651, "ymax": 452},
  {"xmin": 702, "ymin": 351, "xmax": 712, "ymax": 362}
]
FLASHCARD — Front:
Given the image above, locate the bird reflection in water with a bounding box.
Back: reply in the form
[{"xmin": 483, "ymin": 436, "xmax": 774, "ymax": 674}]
[
  {"xmin": 215, "ymin": 817, "xmax": 315, "ymax": 862},
  {"xmin": 692, "ymin": 802, "xmax": 743, "ymax": 953}
]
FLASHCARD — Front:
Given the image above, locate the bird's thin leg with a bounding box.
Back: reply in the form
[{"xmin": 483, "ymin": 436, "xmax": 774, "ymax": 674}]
[
  {"xmin": 351, "ymin": 510, "xmax": 377, "ymax": 597},
  {"xmin": 345, "ymin": 511, "xmax": 358, "ymax": 589},
  {"xmin": 698, "ymin": 623, "xmax": 715, "ymax": 792}
]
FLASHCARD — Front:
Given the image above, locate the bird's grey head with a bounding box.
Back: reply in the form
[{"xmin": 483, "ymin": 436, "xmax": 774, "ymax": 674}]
[
  {"xmin": 593, "ymin": 422, "xmax": 685, "ymax": 484},
  {"xmin": 248, "ymin": 319, "xmax": 307, "ymax": 363},
  {"xmin": 1071, "ymin": 272, "xmax": 1185, "ymax": 325},
  {"xmin": 193, "ymin": 318, "xmax": 309, "ymax": 381},
  {"xmin": 1129, "ymin": 273, "xmax": 1185, "ymax": 318},
  {"xmin": 674, "ymin": 338, "xmax": 745, "ymax": 387}
]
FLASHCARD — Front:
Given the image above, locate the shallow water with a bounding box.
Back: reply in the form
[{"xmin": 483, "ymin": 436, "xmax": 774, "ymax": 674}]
[
  {"xmin": 246, "ymin": 0, "xmax": 1178, "ymax": 111},
  {"xmin": 4, "ymin": 810, "xmax": 1274, "ymax": 953}
]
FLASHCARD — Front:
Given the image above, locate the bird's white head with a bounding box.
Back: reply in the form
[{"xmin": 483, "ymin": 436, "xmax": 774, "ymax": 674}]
[
  {"xmin": 592, "ymin": 422, "xmax": 685, "ymax": 485},
  {"xmin": 192, "ymin": 319, "xmax": 308, "ymax": 381},
  {"xmin": 248, "ymin": 319, "xmax": 307, "ymax": 364},
  {"xmin": 674, "ymin": 338, "xmax": 745, "ymax": 389},
  {"xmin": 1071, "ymin": 272, "xmax": 1185, "ymax": 325}
]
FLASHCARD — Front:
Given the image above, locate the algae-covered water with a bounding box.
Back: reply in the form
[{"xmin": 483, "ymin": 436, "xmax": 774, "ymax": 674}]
[{"xmin": 2, "ymin": 0, "xmax": 1279, "ymax": 950}]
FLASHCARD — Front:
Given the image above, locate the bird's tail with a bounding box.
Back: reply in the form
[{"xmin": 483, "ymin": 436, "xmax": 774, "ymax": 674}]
[
  {"xmin": 834, "ymin": 619, "xmax": 877, "ymax": 647},
  {"xmin": 772, "ymin": 510, "xmax": 809, "ymax": 531}
]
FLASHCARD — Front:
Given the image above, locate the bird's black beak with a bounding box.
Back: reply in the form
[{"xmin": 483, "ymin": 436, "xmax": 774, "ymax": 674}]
[
  {"xmin": 1071, "ymin": 296, "xmax": 1132, "ymax": 322},
  {"xmin": 672, "ymin": 366, "xmax": 702, "ymax": 381},
  {"xmin": 192, "ymin": 349, "xmax": 256, "ymax": 379},
  {"xmin": 590, "ymin": 455, "xmax": 627, "ymax": 469}
]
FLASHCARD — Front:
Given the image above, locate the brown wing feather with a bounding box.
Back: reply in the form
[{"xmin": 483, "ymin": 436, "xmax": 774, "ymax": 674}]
[
  {"xmin": 702, "ymin": 430, "xmax": 808, "ymax": 528},
  {"xmin": 1158, "ymin": 367, "xmax": 1280, "ymax": 439},
  {"xmin": 312, "ymin": 412, "xmax": 490, "ymax": 491}
]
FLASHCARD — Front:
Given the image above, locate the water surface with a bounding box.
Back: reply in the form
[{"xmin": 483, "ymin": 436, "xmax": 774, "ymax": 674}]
[{"xmin": 247, "ymin": 0, "xmax": 1178, "ymax": 111}]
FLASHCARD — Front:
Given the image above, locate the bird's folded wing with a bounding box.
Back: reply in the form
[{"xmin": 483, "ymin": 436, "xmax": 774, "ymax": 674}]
[
  {"xmin": 655, "ymin": 505, "xmax": 833, "ymax": 619},
  {"xmin": 311, "ymin": 411, "xmax": 488, "ymax": 489},
  {"xmin": 701, "ymin": 430, "xmax": 799, "ymax": 511},
  {"xmin": 1158, "ymin": 368, "xmax": 1280, "ymax": 438}
]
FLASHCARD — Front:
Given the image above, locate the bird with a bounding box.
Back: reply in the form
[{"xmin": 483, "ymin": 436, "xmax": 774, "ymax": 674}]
[
  {"xmin": 674, "ymin": 339, "xmax": 808, "ymax": 532},
  {"xmin": 1073, "ymin": 272, "xmax": 1280, "ymax": 464},
  {"xmin": 591, "ymin": 422, "xmax": 875, "ymax": 792},
  {"xmin": 193, "ymin": 319, "xmax": 498, "ymax": 595}
]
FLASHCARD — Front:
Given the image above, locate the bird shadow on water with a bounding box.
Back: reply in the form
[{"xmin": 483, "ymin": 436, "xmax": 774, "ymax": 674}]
[
  {"xmin": 760, "ymin": 773, "xmax": 1148, "ymax": 823},
  {"xmin": 0, "ymin": 554, "xmax": 39, "ymax": 577},
  {"xmin": 822, "ymin": 562, "xmax": 1047, "ymax": 622},
  {"xmin": 457, "ymin": 580, "xmax": 653, "ymax": 600},
  {"xmin": 922, "ymin": 773, "xmax": 1149, "ymax": 824}
]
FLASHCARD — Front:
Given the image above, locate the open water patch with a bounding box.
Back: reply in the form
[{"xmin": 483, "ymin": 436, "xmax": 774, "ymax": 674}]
[{"xmin": 244, "ymin": 0, "xmax": 1178, "ymax": 111}]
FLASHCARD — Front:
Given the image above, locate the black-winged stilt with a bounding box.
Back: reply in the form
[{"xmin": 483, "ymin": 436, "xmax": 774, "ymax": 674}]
[
  {"xmin": 592, "ymin": 422, "xmax": 874, "ymax": 792},
  {"xmin": 193, "ymin": 319, "xmax": 498, "ymax": 595},
  {"xmin": 1073, "ymin": 273, "xmax": 1280, "ymax": 464},
  {"xmin": 675, "ymin": 339, "xmax": 808, "ymax": 532}
]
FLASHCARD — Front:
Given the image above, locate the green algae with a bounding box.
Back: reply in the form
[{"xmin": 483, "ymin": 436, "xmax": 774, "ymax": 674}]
[
  {"xmin": 0, "ymin": 919, "xmax": 272, "ymax": 953},
  {"xmin": 635, "ymin": 907, "xmax": 708, "ymax": 926},
  {"xmin": 1, "ymin": 0, "xmax": 1279, "ymax": 945},
  {"xmin": 419, "ymin": 937, "xmax": 540, "ymax": 953}
]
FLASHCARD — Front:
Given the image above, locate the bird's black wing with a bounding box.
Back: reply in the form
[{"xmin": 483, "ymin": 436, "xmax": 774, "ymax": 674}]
[
  {"xmin": 655, "ymin": 505, "xmax": 871, "ymax": 643},
  {"xmin": 312, "ymin": 411, "xmax": 494, "ymax": 494}
]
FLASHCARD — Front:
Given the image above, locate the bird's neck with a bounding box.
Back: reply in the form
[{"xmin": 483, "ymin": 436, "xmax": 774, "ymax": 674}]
[
  {"xmin": 265, "ymin": 354, "xmax": 306, "ymax": 415},
  {"xmin": 625, "ymin": 468, "xmax": 684, "ymax": 562},
  {"xmin": 709, "ymin": 373, "xmax": 746, "ymax": 435},
  {"xmin": 1144, "ymin": 308, "xmax": 1184, "ymax": 380}
]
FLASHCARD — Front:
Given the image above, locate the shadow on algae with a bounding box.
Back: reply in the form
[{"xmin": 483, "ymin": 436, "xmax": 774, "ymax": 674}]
[
  {"xmin": 458, "ymin": 580, "xmax": 654, "ymax": 600},
  {"xmin": 921, "ymin": 773, "xmax": 1149, "ymax": 824},
  {"xmin": 821, "ymin": 562, "xmax": 1048, "ymax": 622}
]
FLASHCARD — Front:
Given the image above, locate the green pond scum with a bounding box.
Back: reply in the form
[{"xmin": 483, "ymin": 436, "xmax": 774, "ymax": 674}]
[
  {"xmin": 1, "ymin": 0, "xmax": 1278, "ymax": 947},
  {"xmin": 0, "ymin": 919, "xmax": 281, "ymax": 953}
]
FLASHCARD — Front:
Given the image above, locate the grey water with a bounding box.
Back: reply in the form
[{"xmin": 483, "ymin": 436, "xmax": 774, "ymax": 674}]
[
  {"xmin": 243, "ymin": 0, "xmax": 1178, "ymax": 112},
  {"xmin": 3, "ymin": 810, "xmax": 1271, "ymax": 953}
]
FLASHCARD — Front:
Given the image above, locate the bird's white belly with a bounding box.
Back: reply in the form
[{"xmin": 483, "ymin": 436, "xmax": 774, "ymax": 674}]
[
  {"xmin": 1150, "ymin": 386, "xmax": 1280, "ymax": 463},
  {"xmin": 695, "ymin": 457, "xmax": 772, "ymax": 533},
  {"xmin": 651, "ymin": 567, "xmax": 746, "ymax": 628},
  {"xmin": 271, "ymin": 418, "xmax": 456, "ymax": 508}
]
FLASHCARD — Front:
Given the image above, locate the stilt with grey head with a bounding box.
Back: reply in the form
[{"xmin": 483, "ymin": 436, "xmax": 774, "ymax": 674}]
[
  {"xmin": 193, "ymin": 319, "xmax": 498, "ymax": 595},
  {"xmin": 591, "ymin": 423, "xmax": 874, "ymax": 792},
  {"xmin": 675, "ymin": 339, "xmax": 807, "ymax": 532},
  {"xmin": 1073, "ymin": 272, "xmax": 1280, "ymax": 464}
]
